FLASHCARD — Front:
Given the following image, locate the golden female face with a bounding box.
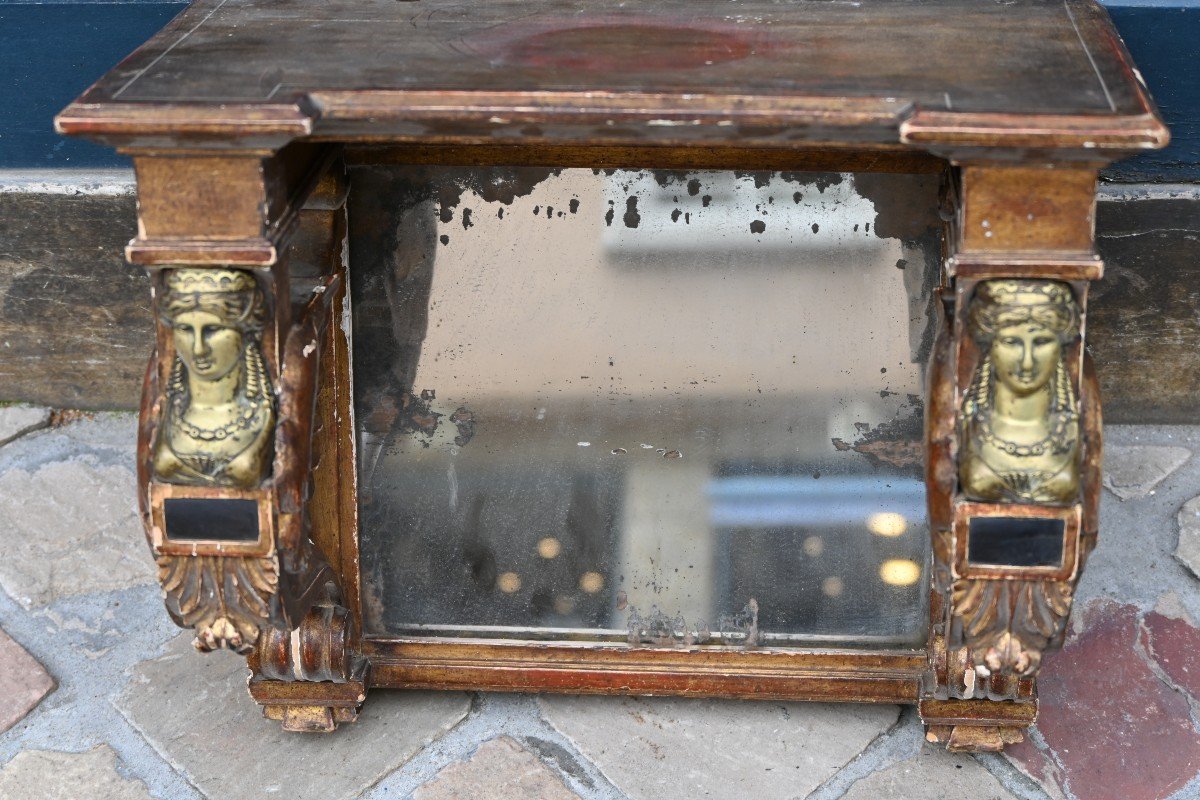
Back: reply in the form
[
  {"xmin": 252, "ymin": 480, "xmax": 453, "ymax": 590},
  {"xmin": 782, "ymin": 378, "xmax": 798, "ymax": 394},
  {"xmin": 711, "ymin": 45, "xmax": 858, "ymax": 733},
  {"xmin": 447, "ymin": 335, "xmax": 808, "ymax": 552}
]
[
  {"xmin": 172, "ymin": 309, "xmax": 244, "ymax": 381},
  {"xmin": 990, "ymin": 321, "xmax": 1061, "ymax": 396}
]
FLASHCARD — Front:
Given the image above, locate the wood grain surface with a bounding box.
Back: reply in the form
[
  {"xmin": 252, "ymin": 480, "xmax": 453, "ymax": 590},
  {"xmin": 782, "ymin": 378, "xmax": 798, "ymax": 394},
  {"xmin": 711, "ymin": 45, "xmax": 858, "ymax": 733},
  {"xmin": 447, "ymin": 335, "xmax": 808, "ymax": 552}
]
[{"xmin": 56, "ymin": 0, "xmax": 1166, "ymax": 157}]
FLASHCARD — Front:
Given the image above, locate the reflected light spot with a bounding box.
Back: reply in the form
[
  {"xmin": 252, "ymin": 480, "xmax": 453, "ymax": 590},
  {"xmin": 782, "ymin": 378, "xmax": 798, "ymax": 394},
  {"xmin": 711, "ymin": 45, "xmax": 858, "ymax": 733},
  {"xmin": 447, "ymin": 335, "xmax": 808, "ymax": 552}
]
[
  {"xmin": 879, "ymin": 559, "xmax": 921, "ymax": 586},
  {"xmin": 867, "ymin": 512, "xmax": 907, "ymax": 537},
  {"xmin": 580, "ymin": 572, "xmax": 605, "ymax": 593},
  {"xmin": 803, "ymin": 536, "xmax": 824, "ymax": 558},
  {"xmin": 553, "ymin": 595, "xmax": 576, "ymax": 615},
  {"xmin": 497, "ymin": 572, "xmax": 522, "ymax": 593},
  {"xmin": 537, "ymin": 537, "xmax": 562, "ymax": 559},
  {"xmin": 821, "ymin": 576, "xmax": 844, "ymax": 598}
]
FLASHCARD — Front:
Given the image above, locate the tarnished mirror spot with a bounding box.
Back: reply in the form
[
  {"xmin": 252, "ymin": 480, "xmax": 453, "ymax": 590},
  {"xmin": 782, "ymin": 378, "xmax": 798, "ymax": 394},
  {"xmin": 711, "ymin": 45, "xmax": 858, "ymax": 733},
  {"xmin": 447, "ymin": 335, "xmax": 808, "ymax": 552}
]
[{"xmin": 831, "ymin": 394, "xmax": 925, "ymax": 477}]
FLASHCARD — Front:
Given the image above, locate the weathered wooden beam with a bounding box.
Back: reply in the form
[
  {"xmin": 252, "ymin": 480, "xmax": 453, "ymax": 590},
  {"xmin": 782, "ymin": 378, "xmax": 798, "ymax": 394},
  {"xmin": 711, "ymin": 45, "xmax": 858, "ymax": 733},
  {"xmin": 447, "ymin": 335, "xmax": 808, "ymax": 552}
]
[
  {"xmin": 1088, "ymin": 185, "xmax": 1200, "ymax": 424},
  {"xmin": 0, "ymin": 182, "xmax": 148, "ymax": 409}
]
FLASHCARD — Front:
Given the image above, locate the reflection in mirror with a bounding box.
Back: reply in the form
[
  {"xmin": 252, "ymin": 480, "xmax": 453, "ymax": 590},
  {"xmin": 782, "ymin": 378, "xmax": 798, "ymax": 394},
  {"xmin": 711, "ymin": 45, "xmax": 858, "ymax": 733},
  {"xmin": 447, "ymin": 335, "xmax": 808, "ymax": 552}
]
[{"xmin": 349, "ymin": 167, "xmax": 940, "ymax": 648}]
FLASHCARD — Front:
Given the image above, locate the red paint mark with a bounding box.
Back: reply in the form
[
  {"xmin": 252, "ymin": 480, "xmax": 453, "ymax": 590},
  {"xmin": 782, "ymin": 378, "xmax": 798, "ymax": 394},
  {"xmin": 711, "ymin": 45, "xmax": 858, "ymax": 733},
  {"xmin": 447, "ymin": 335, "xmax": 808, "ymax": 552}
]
[
  {"xmin": 510, "ymin": 25, "xmax": 751, "ymax": 72},
  {"xmin": 464, "ymin": 16, "xmax": 760, "ymax": 73}
]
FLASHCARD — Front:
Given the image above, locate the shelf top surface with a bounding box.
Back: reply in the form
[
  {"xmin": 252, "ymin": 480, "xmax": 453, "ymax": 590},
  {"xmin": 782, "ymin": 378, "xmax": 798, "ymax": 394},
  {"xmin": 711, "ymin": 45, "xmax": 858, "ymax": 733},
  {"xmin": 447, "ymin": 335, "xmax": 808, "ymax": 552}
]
[{"xmin": 58, "ymin": 0, "xmax": 1168, "ymax": 156}]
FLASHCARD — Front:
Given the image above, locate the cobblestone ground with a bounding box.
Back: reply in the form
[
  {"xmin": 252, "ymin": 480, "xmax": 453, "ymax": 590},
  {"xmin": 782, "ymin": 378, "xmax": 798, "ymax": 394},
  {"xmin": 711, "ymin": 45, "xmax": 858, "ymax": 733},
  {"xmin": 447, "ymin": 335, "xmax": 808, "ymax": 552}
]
[{"xmin": 2, "ymin": 411, "xmax": 1199, "ymax": 799}]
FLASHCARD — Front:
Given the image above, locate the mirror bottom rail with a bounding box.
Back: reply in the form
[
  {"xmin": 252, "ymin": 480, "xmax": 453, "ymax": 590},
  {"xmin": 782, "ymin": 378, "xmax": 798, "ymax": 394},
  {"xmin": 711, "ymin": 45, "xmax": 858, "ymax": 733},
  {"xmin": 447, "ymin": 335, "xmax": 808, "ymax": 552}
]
[{"xmin": 358, "ymin": 638, "xmax": 926, "ymax": 704}]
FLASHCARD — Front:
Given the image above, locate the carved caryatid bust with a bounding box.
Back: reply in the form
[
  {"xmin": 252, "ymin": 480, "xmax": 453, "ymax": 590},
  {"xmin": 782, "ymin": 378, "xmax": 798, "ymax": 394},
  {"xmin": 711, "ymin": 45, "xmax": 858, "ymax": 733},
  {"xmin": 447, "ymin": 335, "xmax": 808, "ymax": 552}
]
[
  {"xmin": 959, "ymin": 279, "xmax": 1081, "ymax": 505},
  {"xmin": 153, "ymin": 268, "xmax": 275, "ymax": 488}
]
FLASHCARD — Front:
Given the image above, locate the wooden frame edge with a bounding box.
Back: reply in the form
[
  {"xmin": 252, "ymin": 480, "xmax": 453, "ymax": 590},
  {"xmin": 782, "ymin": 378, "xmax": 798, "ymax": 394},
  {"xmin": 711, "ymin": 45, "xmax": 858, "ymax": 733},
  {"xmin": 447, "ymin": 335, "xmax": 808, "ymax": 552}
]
[{"xmin": 362, "ymin": 639, "xmax": 925, "ymax": 704}]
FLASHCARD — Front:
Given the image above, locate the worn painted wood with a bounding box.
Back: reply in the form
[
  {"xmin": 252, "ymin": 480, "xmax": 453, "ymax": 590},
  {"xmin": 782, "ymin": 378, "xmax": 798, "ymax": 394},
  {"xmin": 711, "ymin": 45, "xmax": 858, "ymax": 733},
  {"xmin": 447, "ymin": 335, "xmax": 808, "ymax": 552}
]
[{"xmin": 5, "ymin": 2, "xmax": 1194, "ymax": 173}]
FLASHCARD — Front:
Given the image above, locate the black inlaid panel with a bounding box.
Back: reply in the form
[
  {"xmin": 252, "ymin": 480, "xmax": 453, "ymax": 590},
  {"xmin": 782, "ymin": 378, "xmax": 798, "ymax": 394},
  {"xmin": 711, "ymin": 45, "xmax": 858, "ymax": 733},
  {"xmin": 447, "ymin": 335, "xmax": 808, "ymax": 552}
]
[
  {"xmin": 967, "ymin": 516, "xmax": 1065, "ymax": 569},
  {"xmin": 164, "ymin": 497, "xmax": 261, "ymax": 542}
]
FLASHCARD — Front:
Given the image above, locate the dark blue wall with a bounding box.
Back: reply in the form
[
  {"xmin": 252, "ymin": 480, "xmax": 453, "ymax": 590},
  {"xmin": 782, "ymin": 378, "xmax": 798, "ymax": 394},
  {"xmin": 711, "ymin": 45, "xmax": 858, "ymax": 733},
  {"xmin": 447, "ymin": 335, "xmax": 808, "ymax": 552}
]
[
  {"xmin": 1, "ymin": 0, "xmax": 1196, "ymax": 180},
  {"xmin": 0, "ymin": 2, "xmax": 187, "ymax": 168},
  {"xmin": 1105, "ymin": 3, "xmax": 1200, "ymax": 181}
]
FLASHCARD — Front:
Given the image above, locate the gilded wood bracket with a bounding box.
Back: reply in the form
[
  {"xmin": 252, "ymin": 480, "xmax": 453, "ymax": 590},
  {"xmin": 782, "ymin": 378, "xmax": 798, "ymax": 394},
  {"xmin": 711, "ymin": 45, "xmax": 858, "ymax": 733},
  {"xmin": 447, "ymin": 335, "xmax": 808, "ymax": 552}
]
[
  {"xmin": 137, "ymin": 268, "xmax": 345, "ymax": 647},
  {"xmin": 922, "ymin": 165, "xmax": 1104, "ymax": 749},
  {"xmin": 131, "ymin": 152, "xmax": 362, "ymax": 730}
]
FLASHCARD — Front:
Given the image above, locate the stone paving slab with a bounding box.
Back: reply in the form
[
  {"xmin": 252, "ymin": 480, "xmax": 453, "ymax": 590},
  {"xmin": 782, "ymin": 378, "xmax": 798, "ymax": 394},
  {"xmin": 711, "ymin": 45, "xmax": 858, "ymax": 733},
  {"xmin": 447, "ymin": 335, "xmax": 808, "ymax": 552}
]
[
  {"xmin": 840, "ymin": 745, "xmax": 1017, "ymax": 800},
  {"xmin": 1077, "ymin": 427, "xmax": 1200, "ymax": 615},
  {"xmin": 0, "ymin": 406, "xmax": 50, "ymax": 449},
  {"xmin": 1176, "ymin": 494, "xmax": 1200, "ymax": 580},
  {"xmin": 0, "ymin": 745, "xmax": 154, "ymax": 799},
  {"xmin": 1103, "ymin": 444, "xmax": 1191, "ymax": 500},
  {"xmin": 0, "ymin": 456, "xmax": 153, "ymax": 607},
  {"xmin": 414, "ymin": 736, "xmax": 581, "ymax": 800},
  {"xmin": 116, "ymin": 634, "xmax": 471, "ymax": 800},
  {"xmin": 1139, "ymin": 604, "xmax": 1200, "ymax": 703},
  {"xmin": 0, "ymin": 414, "xmax": 154, "ymax": 609},
  {"xmin": 1006, "ymin": 601, "xmax": 1200, "ymax": 800},
  {"xmin": 0, "ymin": 626, "xmax": 55, "ymax": 734},
  {"xmin": 539, "ymin": 695, "xmax": 899, "ymax": 800}
]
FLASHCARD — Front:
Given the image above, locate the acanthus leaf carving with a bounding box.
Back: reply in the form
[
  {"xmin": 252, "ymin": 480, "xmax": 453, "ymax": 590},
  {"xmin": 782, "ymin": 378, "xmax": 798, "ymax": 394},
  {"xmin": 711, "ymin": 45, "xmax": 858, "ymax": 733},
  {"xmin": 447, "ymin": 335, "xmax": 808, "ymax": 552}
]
[
  {"xmin": 951, "ymin": 577, "xmax": 1073, "ymax": 678},
  {"xmin": 157, "ymin": 554, "xmax": 279, "ymax": 654}
]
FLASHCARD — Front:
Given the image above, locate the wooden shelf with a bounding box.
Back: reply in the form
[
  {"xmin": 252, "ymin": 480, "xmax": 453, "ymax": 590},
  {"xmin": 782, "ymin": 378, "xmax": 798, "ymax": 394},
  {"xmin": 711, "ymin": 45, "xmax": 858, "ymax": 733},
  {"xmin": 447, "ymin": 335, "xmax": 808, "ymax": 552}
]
[{"xmin": 57, "ymin": 0, "xmax": 1166, "ymax": 160}]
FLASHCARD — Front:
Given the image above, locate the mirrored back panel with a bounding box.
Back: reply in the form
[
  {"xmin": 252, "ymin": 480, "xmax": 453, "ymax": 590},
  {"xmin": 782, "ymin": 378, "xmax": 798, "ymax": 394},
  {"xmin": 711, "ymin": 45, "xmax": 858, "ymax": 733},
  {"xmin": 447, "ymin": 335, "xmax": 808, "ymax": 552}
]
[{"xmin": 348, "ymin": 167, "xmax": 942, "ymax": 648}]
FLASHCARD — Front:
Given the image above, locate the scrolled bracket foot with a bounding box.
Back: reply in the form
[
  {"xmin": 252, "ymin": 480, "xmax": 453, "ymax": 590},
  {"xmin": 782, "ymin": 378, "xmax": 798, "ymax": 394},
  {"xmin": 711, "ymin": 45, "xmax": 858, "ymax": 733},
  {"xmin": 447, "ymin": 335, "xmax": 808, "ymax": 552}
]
[
  {"xmin": 137, "ymin": 261, "xmax": 348, "ymax": 649},
  {"xmin": 924, "ymin": 270, "xmax": 1101, "ymax": 727},
  {"xmin": 920, "ymin": 698, "xmax": 1035, "ymax": 753},
  {"xmin": 924, "ymin": 724, "xmax": 1026, "ymax": 753},
  {"xmin": 250, "ymin": 659, "xmax": 370, "ymax": 733},
  {"xmin": 254, "ymin": 595, "xmax": 356, "ymax": 683},
  {"xmin": 263, "ymin": 704, "xmax": 359, "ymax": 733}
]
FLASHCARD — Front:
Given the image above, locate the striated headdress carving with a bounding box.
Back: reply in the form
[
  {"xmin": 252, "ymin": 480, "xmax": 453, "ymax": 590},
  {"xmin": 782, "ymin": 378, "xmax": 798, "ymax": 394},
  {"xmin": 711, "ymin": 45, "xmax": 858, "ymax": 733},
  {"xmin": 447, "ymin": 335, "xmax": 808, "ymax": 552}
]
[
  {"xmin": 160, "ymin": 268, "xmax": 266, "ymax": 335},
  {"xmin": 967, "ymin": 279, "xmax": 1079, "ymax": 345},
  {"xmin": 163, "ymin": 268, "xmax": 258, "ymax": 295}
]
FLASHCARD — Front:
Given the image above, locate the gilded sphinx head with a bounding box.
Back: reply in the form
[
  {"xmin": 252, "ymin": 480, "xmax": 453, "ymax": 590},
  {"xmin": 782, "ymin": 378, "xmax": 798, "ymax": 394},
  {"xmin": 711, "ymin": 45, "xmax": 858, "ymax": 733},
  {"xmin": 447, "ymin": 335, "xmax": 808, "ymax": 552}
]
[
  {"xmin": 160, "ymin": 269, "xmax": 267, "ymax": 382},
  {"xmin": 154, "ymin": 268, "xmax": 275, "ymax": 489},
  {"xmin": 967, "ymin": 280, "xmax": 1079, "ymax": 398},
  {"xmin": 960, "ymin": 279, "xmax": 1081, "ymax": 505}
]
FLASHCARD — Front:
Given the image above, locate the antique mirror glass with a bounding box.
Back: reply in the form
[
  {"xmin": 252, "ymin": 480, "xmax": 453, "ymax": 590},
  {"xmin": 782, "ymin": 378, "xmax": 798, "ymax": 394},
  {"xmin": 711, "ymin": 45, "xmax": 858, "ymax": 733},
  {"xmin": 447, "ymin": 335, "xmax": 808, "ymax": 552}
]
[{"xmin": 349, "ymin": 167, "xmax": 940, "ymax": 648}]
